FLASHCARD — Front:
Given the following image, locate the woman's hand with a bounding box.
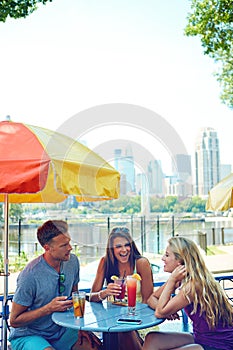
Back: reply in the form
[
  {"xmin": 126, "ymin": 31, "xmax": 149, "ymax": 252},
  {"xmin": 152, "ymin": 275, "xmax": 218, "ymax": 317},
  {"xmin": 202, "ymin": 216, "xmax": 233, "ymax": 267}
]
[
  {"xmin": 105, "ymin": 282, "xmax": 122, "ymax": 297},
  {"xmin": 170, "ymin": 265, "xmax": 186, "ymax": 284}
]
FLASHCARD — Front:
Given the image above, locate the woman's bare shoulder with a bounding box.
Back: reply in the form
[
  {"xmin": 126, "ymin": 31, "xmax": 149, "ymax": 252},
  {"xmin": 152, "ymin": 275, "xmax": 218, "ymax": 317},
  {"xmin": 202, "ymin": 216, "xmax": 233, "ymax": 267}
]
[
  {"xmin": 97, "ymin": 256, "xmax": 106, "ymax": 268},
  {"xmin": 136, "ymin": 256, "xmax": 151, "ymax": 266}
]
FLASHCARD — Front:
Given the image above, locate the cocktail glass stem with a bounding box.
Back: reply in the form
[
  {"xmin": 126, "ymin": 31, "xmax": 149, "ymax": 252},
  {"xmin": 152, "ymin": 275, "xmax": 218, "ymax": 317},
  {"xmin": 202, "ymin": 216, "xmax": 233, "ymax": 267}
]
[{"xmin": 128, "ymin": 306, "xmax": 136, "ymax": 315}]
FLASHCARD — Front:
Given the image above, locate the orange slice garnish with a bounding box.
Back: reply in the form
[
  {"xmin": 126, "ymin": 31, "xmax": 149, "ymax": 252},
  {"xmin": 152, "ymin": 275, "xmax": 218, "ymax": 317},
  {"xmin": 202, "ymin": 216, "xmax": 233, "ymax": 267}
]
[
  {"xmin": 111, "ymin": 275, "xmax": 119, "ymax": 281},
  {"xmin": 132, "ymin": 273, "xmax": 142, "ymax": 281}
]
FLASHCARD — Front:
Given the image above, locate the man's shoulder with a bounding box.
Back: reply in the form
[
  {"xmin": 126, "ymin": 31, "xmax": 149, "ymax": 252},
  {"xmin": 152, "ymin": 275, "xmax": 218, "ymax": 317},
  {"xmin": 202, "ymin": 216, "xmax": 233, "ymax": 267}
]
[
  {"xmin": 69, "ymin": 253, "xmax": 79, "ymax": 262},
  {"xmin": 20, "ymin": 255, "xmax": 44, "ymax": 274}
]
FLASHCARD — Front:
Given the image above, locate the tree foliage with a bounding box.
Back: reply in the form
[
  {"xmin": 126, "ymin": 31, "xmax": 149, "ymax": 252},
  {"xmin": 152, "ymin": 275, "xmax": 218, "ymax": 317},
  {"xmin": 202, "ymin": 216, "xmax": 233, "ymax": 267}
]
[
  {"xmin": 0, "ymin": 0, "xmax": 52, "ymax": 22},
  {"xmin": 10, "ymin": 203, "xmax": 24, "ymax": 222},
  {"xmin": 185, "ymin": 0, "xmax": 233, "ymax": 108},
  {"xmin": 94, "ymin": 195, "xmax": 206, "ymax": 215},
  {"xmin": 0, "ymin": 203, "xmax": 23, "ymax": 222}
]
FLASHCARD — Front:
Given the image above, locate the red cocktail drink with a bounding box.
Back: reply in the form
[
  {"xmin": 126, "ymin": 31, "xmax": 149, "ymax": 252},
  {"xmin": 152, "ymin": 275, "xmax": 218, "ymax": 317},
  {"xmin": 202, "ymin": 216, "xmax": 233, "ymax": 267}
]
[
  {"xmin": 114, "ymin": 278, "xmax": 126, "ymax": 301},
  {"xmin": 126, "ymin": 275, "xmax": 137, "ymax": 315}
]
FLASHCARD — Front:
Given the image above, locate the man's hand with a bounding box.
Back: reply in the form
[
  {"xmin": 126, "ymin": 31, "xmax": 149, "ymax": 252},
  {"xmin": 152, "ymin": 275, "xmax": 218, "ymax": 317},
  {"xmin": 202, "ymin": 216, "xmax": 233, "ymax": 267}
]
[{"xmin": 47, "ymin": 296, "xmax": 73, "ymax": 313}]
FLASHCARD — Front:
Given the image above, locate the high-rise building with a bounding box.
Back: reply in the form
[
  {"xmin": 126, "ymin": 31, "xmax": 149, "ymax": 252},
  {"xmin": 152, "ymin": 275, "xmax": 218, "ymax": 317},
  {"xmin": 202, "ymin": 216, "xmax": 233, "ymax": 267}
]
[
  {"xmin": 195, "ymin": 127, "xmax": 220, "ymax": 197},
  {"xmin": 147, "ymin": 159, "xmax": 164, "ymax": 195},
  {"xmin": 173, "ymin": 154, "xmax": 192, "ymax": 180},
  {"xmin": 114, "ymin": 145, "xmax": 135, "ymax": 194},
  {"xmin": 171, "ymin": 154, "xmax": 193, "ymax": 197}
]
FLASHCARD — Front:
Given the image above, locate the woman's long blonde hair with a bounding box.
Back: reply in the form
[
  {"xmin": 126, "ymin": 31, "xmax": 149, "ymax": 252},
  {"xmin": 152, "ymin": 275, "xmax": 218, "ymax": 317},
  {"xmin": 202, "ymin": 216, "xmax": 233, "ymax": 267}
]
[{"xmin": 168, "ymin": 236, "xmax": 233, "ymax": 329}]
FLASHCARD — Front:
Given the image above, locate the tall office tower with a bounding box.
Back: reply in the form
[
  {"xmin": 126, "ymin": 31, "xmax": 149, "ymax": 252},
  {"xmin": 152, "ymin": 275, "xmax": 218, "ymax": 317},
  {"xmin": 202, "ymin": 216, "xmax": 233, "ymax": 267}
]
[
  {"xmin": 173, "ymin": 154, "xmax": 192, "ymax": 179},
  {"xmin": 114, "ymin": 145, "xmax": 135, "ymax": 194},
  {"xmin": 114, "ymin": 149, "xmax": 122, "ymax": 171},
  {"xmin": 195, "ymin": 127, "xmax": 220, "ymax": 197},
  {"xmin": 164, "ymin": 175, "xmax": 177, "ymax": 196},
  {"xmin": 172, "ymin": 154, "xmax": 193, "ymax": 197},
  {"xmin": 147, "ymin": 160, "xmax": 164, "ymax": 195}
]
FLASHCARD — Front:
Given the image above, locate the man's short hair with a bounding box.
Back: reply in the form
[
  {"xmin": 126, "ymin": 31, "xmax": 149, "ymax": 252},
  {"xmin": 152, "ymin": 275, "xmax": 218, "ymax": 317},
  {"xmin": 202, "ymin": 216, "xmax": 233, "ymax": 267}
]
[{"xmin": 37, "ymin": 220, "xmax": 68, "ymax": 247}]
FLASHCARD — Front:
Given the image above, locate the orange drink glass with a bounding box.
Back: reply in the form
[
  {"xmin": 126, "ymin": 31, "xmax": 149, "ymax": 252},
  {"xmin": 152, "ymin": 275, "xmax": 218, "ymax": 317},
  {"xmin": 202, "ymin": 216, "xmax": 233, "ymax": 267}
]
[
  {"xmin": 126, "ymin": 275, "xmax": 137, "ymax": 315},
  {"xmin": 72, "ymin": 291, "xmax": 86, "ymax": 318}
]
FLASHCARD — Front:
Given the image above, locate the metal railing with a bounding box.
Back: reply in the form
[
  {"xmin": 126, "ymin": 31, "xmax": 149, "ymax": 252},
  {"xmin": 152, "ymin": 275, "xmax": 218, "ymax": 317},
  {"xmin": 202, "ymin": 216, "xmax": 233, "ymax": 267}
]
[
  {"xmin": 214, "ymin": 274, "xmax": 233, "ymax": 304},
  {"xmin": 0, "ymin": 295, "xmax": 13, "ymax": 350}
]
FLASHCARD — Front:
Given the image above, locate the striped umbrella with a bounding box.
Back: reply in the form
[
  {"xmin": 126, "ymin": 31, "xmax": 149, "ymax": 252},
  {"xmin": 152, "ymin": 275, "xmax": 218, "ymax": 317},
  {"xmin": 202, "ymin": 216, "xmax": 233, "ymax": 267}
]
[
  {"xmin": 0, "ymin": 119, "xmax": 120, "ymax": 349},
  {"xmin": 206, "ymin": 173, "xmax": 233, "ymax": 212}
]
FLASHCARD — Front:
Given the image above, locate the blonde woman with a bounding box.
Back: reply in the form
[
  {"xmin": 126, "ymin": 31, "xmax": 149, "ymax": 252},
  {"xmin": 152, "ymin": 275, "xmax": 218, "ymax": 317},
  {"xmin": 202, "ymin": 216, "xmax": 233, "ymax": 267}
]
[{"xmin": 144, "ymin": 236, "xmax": 233, "ymax": 350}]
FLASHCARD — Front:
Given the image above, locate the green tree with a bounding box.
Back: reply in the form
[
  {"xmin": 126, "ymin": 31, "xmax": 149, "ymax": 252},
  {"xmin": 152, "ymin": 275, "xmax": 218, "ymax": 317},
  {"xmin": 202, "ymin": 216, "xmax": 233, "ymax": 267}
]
[
  {"xmin": 189, "ymin": 196, "xmax": 206, "ymax": 213},
  {"xmin": 163, "ymin": 196, "xmax": 178, "ymax": 212},
  {"xmin": 97, "ymin": 196, "xmax": 141, "ymax": 214},
  {"xmin": 149, "ymin": 195, "xmax": 206, "ymax": 214},
  {"xmin": 10, "ymin": 203, "xmax": 24, "ymax": 222},
  {"xmin": 0, "ymin": 203, "xmax": 23, "ymax": 222},
  {"xmin": 0, "ymin": 0, "xmax": 52, "ymax": 22},
  {"xmin": 150, "ymin": 196, "xmax": 164, "ymax": 212},
  {"xmin": 185, "ymin": 0, "xmax": 233, "ymax": 108}
]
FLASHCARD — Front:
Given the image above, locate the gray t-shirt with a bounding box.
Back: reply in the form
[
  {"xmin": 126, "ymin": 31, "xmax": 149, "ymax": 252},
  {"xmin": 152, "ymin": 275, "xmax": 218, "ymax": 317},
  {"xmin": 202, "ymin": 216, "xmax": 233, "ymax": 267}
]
[{"xmin": 9, "ymin": 253, "xmax": 80, "ymax": 341}]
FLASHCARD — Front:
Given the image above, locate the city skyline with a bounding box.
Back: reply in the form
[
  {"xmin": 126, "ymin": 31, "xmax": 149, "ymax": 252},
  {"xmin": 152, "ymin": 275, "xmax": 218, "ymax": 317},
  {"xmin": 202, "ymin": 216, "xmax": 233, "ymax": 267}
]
[{"xmin": 109, "ymin": 125, "xmax": 231, "ymax": 198}]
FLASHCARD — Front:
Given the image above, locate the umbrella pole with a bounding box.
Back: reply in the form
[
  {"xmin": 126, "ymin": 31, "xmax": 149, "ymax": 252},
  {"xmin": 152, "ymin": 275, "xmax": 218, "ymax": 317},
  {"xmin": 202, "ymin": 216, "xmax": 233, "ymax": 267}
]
[{"xmin": 2, "ymin": 194, "xmax": 9, "ymax": 350}]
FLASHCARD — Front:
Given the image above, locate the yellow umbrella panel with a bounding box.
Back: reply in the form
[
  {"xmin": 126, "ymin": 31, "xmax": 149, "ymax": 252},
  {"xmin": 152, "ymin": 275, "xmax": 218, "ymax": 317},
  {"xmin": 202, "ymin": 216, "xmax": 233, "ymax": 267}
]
[{"xmin": 206, "ymin": 173, "xmax": 233, "ymax": 211}]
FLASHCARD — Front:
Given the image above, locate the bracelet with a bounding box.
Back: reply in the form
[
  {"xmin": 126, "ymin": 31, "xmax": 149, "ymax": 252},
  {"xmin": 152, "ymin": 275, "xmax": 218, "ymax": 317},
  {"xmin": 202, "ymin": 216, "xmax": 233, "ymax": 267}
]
[{"xmin": 98, "ymin": 291, "xmax": 105, "ymax": 301}]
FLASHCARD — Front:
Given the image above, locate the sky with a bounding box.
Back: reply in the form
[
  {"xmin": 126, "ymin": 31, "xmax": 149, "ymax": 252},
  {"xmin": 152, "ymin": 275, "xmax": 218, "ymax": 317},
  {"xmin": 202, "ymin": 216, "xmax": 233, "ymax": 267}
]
[{"xmin": 0, "ymin": 0, "xmax": 232, "ymax": 176}]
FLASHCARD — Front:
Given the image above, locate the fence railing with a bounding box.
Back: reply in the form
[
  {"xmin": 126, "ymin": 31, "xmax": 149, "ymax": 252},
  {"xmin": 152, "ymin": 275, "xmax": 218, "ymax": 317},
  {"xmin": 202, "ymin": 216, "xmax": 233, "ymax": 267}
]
[{"xmin": 1, "ymin": 216, "xmax": 233, "ymax": 267}]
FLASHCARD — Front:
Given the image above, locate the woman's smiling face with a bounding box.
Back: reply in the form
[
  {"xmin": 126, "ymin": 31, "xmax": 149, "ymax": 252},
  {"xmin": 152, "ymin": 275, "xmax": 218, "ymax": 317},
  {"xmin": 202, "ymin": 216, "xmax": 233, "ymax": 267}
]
[
  {"xmin": 113, "ymin": 237, "xmax": 131, "ymax": 263},
  {"xmin": 162, "ymin": 245, "xmax": 180, "ymax": 273}
]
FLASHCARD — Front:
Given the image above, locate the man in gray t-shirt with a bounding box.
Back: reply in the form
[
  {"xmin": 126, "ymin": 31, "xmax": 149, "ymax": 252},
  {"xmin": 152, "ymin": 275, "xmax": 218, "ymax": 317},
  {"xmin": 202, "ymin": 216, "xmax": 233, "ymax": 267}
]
[{"xmin": 9, "ymin": 220, "xmax": 81, "ymax": 350}]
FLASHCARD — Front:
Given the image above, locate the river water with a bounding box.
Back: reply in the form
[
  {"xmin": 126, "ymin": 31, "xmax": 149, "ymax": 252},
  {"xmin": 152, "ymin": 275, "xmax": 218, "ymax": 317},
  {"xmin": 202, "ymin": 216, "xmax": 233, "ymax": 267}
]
[{"xmin": 1, "ymin": 215, "xmax": 233, "ymax": 265}]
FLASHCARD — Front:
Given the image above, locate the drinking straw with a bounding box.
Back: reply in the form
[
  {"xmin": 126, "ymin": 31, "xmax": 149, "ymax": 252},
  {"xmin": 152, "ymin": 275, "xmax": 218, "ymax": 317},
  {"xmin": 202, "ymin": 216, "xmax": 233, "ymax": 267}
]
[
  {"xmin": 121, "ymin": 271, "xmax": 126, "ymax": 287},
  {"xmin": 78, "ymin": 294, "xmax": 83, "ymax": 317}
]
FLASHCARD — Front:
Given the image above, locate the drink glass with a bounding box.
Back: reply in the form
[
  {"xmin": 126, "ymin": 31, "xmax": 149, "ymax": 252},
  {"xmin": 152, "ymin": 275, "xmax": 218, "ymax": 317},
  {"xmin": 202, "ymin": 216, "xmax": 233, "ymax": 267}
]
[
  {"xmin": 126, "ymin": 275, "xmax": 137, "ymax": 315},
  {"xmin": 72, "ymin": 291, "xmax": 86, "ymax": 318},
  {"xmin": 114, "ymin": 278, "xmax": 126, "ymax": 302}
]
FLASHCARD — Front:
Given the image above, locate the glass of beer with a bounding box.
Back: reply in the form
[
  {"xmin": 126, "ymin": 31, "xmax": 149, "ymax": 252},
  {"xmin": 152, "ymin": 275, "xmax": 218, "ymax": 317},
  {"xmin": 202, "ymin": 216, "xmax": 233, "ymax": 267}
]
[{"xmin": 72, "ymin": 291, "xmax": 86, "ymax": 318}]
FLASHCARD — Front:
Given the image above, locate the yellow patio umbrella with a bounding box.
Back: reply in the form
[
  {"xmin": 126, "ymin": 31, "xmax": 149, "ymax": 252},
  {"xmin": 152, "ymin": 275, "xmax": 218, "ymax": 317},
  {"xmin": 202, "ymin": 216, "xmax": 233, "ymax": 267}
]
[
  {"xmin": 0, "ymin": 120, "xmax": 120, "ymax": 202},
  {"xmin": 206, "ymin": 173, "xmax": 233, "ymax": 211},
  {"xmin": 0, "ymin": 120, "xmax": 120, "ymax": 349}
]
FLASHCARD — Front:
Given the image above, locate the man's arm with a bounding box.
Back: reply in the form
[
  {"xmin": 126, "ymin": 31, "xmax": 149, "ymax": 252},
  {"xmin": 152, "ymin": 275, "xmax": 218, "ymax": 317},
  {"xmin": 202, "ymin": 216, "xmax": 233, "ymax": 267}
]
[{"xmin": 10, "ymin": 297, "xmax": 73, "ymax": 328}]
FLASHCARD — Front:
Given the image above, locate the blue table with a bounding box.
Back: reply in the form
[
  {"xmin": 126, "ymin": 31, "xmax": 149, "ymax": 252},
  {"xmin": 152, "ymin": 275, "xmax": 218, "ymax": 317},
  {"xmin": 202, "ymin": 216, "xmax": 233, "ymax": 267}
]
[{"xmin": 52, "ymin": 301, "xmax": 164, "ymax": 350}]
